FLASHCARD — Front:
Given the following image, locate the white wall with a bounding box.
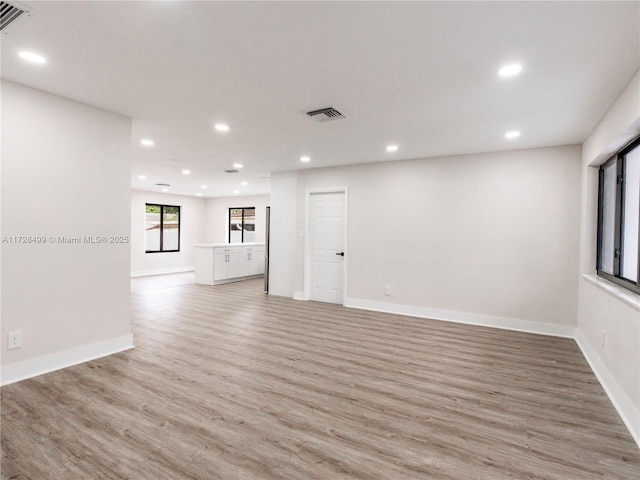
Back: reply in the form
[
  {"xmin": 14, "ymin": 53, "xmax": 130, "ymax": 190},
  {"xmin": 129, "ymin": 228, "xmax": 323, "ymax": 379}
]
[
  {"xmin": 1, "ymin": 80, "xmax": 133, "ymax": 382},
  {"xmin": 205, "ymin": 195, "xmax": 270, "ymax": 244},
  {"xmin": 296, "ymin": 146, "xmax": 582, "ymax": 331},
  {"xmin": 577, "ymin": 70, "xmax": 640, "ymax": 445},
  {"xmin": 270, "ymin": 146, "xmax": 582, "ymax": 334},
  {"xmin": 269, "ymin": 173, "xmax": 298, "ymax": 297},
  {"xmin": 130, "ymin": 190, "xmax": 206, "ymax": 276},
  {"xmin": 131, "ymin": 193, "xmax": 269, "ymax": 276}
]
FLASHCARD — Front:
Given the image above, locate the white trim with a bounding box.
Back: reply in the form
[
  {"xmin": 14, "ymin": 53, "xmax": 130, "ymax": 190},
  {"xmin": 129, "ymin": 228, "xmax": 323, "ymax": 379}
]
[
  {"xmin": 304, "ymin": 187, "xmax": 349, "ymax": 305},
  {"xmin": 303, "ymin": 192, "xmax": 311, "ymax": 301},
  {"xmin": 131, "ymin": 266, "xmax": 194, "ymax": 278},
  {"xmin": 583, "ymin": 274, "xmax": 640, "ymax": 311},
  {"xmin": 342, "ymin": 189, "xmax": 349, "ymax": 306},
  {"xmin": 293, "ymin": 291, "xmax": 305, "ymax": 301},
  {"xmin": 589, "ymin": 117, "xmax": 640, "ymax": 167},
  {"xmin": 575, "ymin": 329, "xmax": 640, "ymax": 448},
  {"xmin": 344, "ymin": 297, "xmax": 576, "ymax": 338},
  {"xmin": 1, "ymin": 334, "xmax": 134, "ymax": 386}
]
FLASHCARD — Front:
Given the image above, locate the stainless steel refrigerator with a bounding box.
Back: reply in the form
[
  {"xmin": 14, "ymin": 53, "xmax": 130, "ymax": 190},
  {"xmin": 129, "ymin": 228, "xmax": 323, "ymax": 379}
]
[{"xmin": 264, "ymin": 206, "xmax": 270, "ymax": 293}]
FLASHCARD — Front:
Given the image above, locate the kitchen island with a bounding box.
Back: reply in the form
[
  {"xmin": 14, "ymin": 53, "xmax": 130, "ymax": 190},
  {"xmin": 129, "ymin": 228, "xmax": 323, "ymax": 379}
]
[{"xmin": 194, "ymin": 243, "xmax": 265, "ymax": 285}]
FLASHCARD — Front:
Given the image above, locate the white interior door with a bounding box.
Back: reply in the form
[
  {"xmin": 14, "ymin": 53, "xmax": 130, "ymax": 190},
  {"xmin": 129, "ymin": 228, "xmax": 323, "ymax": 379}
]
[{"xmin": 309, "ymin": 191, "xmax": 345, "ymax": 304}]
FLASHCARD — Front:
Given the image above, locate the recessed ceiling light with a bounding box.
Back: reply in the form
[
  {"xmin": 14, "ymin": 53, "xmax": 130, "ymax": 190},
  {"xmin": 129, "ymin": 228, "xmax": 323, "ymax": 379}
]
[
  {"xmin": 140, "ymin": 138, "xmax": 154, "ymax": 146},
  {"xmin": 233, "ymin": 190, "xmax": 240, "ymax": 194},
  {"xmin": 18, "ymin": 51, "xmax": 46, "ymax": 64},
  {"xmin": 505, "ymin": 130, "xmax": 521, "ymax": 139},
  {"xmin": 498, "ymin": 64, "xmax": 523, "ymax": 77},
  {"xmin": 182, "ymin": 169, "xmax": 191, "ymax": 175},
  {"xmin": 386, "ymin": 145, "xmax": 399, "ymax": 152},
  {"xmin": 233, "ymin": 163, "xmax": 243, "ymax": 169},
  {"xmin": 201, "ymin": 185, "xmax": 208, "ymax": 189},
  {"xmin": 138, "ymin": 175, "xmax": 147, "ymax": 180},
  {"xmin": 241, "ymin": 181, "xmax": 248, "ymax": 186},
  {"xmin": 162, "ymin": 188, "xmax": 169, "ymax": 193},
  {"xmin": 214, "ymin": 123, "xmax": 230, "ymax": 132},
  {"xmin": 300, "ymin": 156, "xmax": 311, "ymax": 162}
]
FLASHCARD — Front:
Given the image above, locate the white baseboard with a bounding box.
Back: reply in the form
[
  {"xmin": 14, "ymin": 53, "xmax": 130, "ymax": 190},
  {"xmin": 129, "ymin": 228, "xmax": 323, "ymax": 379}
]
[
  {"xmin": 131, "ymin": 266, "xmax": 194, "ymax": 278},
  {"xmin": 344, "ymin": 297, "xmax": 576, "ymax": 338},
  {"xmin": 1, "ymin": 334, "xmax": 134, "ymax": 386},
  {"xmin": 293, "ymin": 291, "xmax": 305, "ymax": 301},
  {"xmin": 575, "ymin": 329, "xmax": 640, "ymax": 448}
]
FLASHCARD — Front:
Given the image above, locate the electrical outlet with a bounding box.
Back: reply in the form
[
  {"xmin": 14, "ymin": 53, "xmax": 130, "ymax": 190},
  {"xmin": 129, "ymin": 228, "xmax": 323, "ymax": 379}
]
[
  {"xmin": 384, "ymin": 286, "xmax": 392, "ymax": 296},
  {"xmin": 8, "ymin": 331, "xmax": 22, "ymax": 350},
  {"xmin": 601, "ymin": 330, "xmax": 606, "ymax": 347}
]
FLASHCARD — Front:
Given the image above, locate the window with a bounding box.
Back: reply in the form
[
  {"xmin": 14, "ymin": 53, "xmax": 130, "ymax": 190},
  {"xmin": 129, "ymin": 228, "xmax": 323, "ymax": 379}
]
[
  {"xmin": 145, "ymin": 204, "xmax": 180, "ymax": 253},
  {"xmin": 229, "ymin": 207, "xmax": 255, "ymax": 243},
  {"xmin": 597, "ymin": 136, "xmax": 640, "ymax": 294}
]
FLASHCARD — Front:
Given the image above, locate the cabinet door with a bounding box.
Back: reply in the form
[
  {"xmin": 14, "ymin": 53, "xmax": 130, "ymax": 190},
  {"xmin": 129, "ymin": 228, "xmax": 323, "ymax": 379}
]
[
  {"xmin": 238, "ymin": 251, "xmax": 250, "ymax": 277},
  {"xmin": 226, "ymin": 251, "xmax": 240, "ymax": 279},
  {"xmin": 249, "ymin": 250, "xmax": 265, "ymax": 275},
  {"xmin": 213, "ymin": 252, "xmax": 228, "ymax": 280}
]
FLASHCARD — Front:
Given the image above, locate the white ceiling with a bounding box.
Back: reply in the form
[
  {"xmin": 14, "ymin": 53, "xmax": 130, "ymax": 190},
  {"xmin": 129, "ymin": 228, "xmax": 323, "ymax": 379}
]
[{"xmin": 2, "ymin": 1, "xmax": 639, "ymax": 198}]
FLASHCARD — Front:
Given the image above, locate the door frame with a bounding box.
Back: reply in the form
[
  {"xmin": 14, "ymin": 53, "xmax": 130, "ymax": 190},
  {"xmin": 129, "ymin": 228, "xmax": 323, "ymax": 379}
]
[{"xmin": 303, "ymin": 187, "xmax": 348, "ymax": 304}]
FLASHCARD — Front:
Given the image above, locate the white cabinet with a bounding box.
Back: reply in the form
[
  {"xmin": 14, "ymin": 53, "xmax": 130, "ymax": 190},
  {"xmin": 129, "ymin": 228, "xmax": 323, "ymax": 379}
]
[
  {"xmin": 250, "ymin": 249, "xmax": 265, "ymax": 275},
  {"xmin": 195, "ymin": 243, "xmax": 264, "ymax": 285},
  {"xmin": 249, "ymin": 251, "xmax": 264, "ymax": 275},
  {"xmin": 238, "ymin": 250, "xmax": 249, "ymax": 277},
  {"xmin": 214, "ymin": 246, "xmax": 239, "ymax": 281},
  {"xmin": 238, "ymin": 245, "xmax": 265, "ymax": 277}
]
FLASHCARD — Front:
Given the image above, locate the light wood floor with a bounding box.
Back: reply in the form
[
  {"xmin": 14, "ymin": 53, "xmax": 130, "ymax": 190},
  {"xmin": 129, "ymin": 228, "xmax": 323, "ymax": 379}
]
[{"xmin": 2, "ymin": 275, "xmax": 640, "ymax": 479}]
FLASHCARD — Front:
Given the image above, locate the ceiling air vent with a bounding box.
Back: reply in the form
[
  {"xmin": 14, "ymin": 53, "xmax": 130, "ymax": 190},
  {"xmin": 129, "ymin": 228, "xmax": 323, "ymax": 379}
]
[
  {"xmin": 155, "ymin": 183, "xmax": 170, "ymax": 187},
  {"xmin": 306, "ymin": 107, "xmax": 346, "ymax": 122},
  {"xmin": 225, "ymin": 169, "xmax": 240, "ymax": 174},
  {"xmin": 1, "ymin": 1, "xmax": 32, "ymax": 34}
]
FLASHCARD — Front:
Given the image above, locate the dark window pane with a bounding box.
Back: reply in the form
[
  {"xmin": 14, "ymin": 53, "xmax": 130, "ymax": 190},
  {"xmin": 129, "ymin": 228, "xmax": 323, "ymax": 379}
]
[
  {"xmin": 146, "ymin": 203, "xmax": 180, "ymax": 253},
  {"xmin": 244, "ymin": 208, "xmax": 256, "ymax": 242},
  {"xmin": 145, "ymin": 205, "xmax": 161, "ymax": 252},
  {"xmin": 163, "ymin": 208, "xmax": 179, "ymax": 251},
  {"xmin": 229, "ymin": 207, "xmax": 256, "ymax": 243},
  {"xmin": 230, "ymin": 208, "xmax": 243, "ymax": 243},
  {"xmin": 597, "ymin": 136, "xmax": 640, "ymax": 295},
  {"xmin": 622, "ymin": 146, "xmax": 640, "ymax": 282},
  {"xmin": 599, "ymin": 161, "xmax": 617, "ymax": 274}
]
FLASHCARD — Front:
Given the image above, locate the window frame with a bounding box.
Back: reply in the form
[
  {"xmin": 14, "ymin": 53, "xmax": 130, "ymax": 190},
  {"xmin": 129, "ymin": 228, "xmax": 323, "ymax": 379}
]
[
  {"xmin": 228, "ymin": 207, "xmax": 255, "ymax": 244},
  {"xmin": 145, "ymin": 203, "xmax": 181, "ymax": 253},
  {"xmin": 596, "ymin": 135, "xmax": 640, "ymax": 295}
]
